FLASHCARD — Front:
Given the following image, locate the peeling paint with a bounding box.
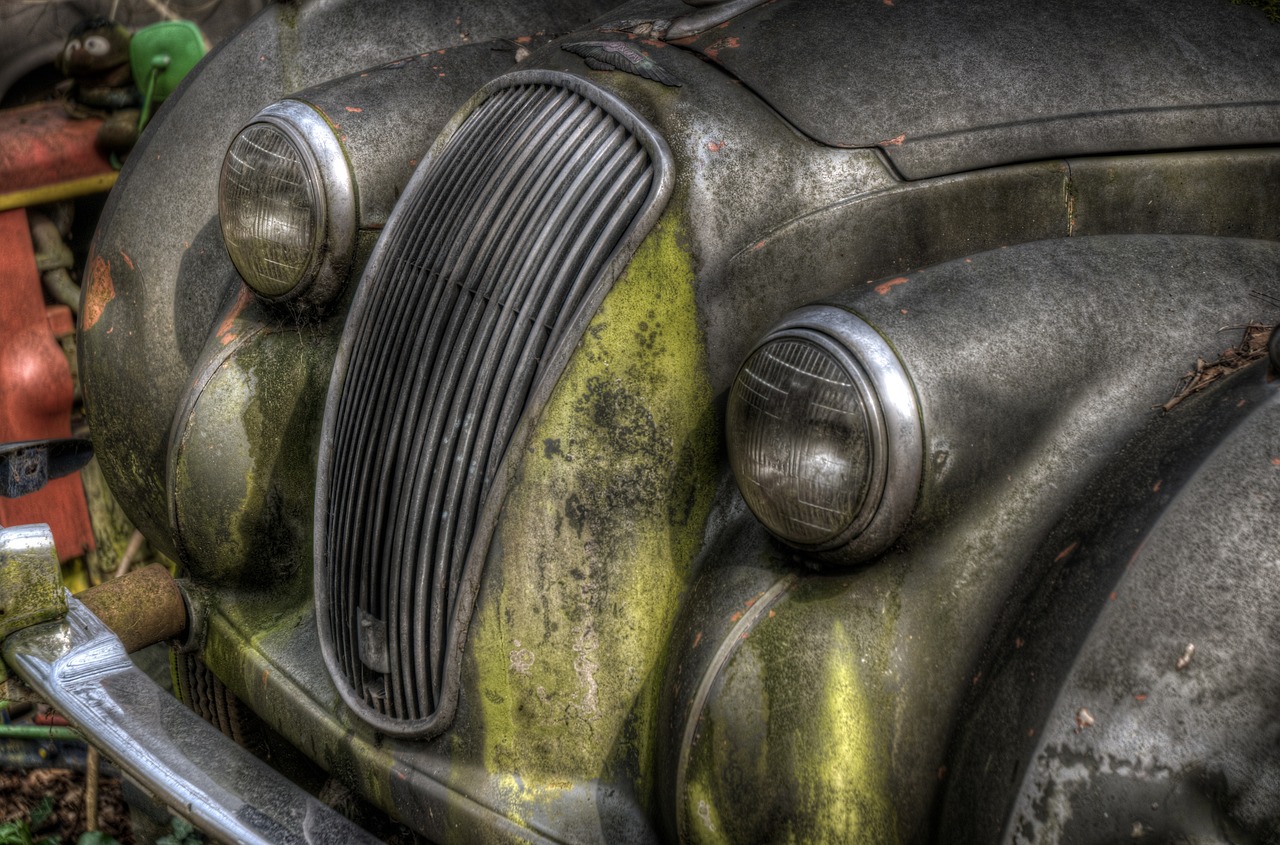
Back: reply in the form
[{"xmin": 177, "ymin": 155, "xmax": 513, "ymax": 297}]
[
  {"xmin": 874, "ymin": 276, "xmax": 908, "ymax": 295},
  {"xmin": 83, "ymin": 254, "xmax": 115, "ymax": 331}
]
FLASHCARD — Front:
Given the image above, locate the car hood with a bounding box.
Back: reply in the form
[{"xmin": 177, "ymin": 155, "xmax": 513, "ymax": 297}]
[{"xmin": 674, "ymin": 0, "xmax": 1280, "ymax": 178}]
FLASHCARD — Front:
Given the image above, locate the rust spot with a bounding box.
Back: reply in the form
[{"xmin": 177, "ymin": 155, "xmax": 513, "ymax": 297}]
[
  {"xmin": 217, "ymin": 286, "xmax": 254, "ymax": 345},
  {"xmin": 261, "ymin": 669, "xmax": 269, "ymax": 685},
  {"xmin": 344, "ymin": 106, "xmax": 363, "ymax": 113},
  {"xmin": 900, "ymin": 308, "xmax": 908, "ymax": 315},
  {"xmin": 752, "ymin": 239, "xmax": 766, "ymax": 251},
  {"xmin": 1054, "ymin": 540, "xmax": 1079, "ymax": 562},
  {"xmin": 706, "ymin": 36, "xmax": 741, "ymax": 53},
  {"xmin": 707, "ymin": 140, "xmax": 726, "ymax": 153},
  {"xmin": 1027, "ymin": 728, "xmax": 1035, "ymax": 737},
  {"xmin": 1152, "ymin": 479, "xmax": 1162, "ymax": 492},
  {"xmin": 1015, "ymin": 637, "xmax": 1024, "ymax": 648},
  {"xmin": 1109, "ymin": 591, "xmax": 1117, "ymax": 601},
  {"xmin": 971, "ymin": 672, "xmax": 982, "ymax": 686},
  {"xmin": 1237, "ymin": 398, "xmax": 1247, "ymax": 408},
  {"xmin": 1271, "ymin": 457, "xmax": 1280, "ymax": 467},
  {"xmin": 118, "ymin": 249, "xmax": 134, "ymax": 270},
  {"xmin": 1134, "ymin": 693, "xmax": 1147, "ymax": 702},
  {"xmin": 937, "ymin": 766, "xmax": 947, "ymax": 780},
  {"xmin": 744, "ymin": 596, "xmax": 757, "ymax": 608},
  {"xmin": 83, "ymin": 254, "xmax": 115, "ymax": 330},
  {"xmin": 884, "ymin": 0, "xmax": 894, "ymax": 4},
  {"xmin": 730, "ymin": 611, "xmax": 743, "ymax": 623},
  {"xmin": 880, "ymin": 133, "xmax": 906, "ymax": 146},
  {"xmin": 768, "ymin": 609, "xmax": 775, "ymax": 618},
  {"xmin": 874, "ymin": 276, "xmax": 909, "ymax": 295},
  {"xmin": 692, "ymin": 631, "xmax": 703, "ymax": 649},
  {"xmin": 515, "ymin": 35, "xmax": 533, "ymax": 44}
]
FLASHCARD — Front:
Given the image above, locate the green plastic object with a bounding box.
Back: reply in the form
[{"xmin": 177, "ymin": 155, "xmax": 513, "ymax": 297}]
[{"xmin": 130, "ymin": 20, "xmax": 208, "ymax": 129}]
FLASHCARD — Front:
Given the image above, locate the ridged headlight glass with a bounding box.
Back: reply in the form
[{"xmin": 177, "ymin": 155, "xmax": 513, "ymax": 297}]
[
  {"xmin": 726, "ymin": 307, "xmax": 923, "ymax": 564},
  {"xmin": 728, "ymin": 338, "xmax": 874, "ymax": 546},
  {"xmin": 220, "ymin": 123, "xmax": 321, "ymax": 297},
  {"xmin": 218, "ymin": 100, "xmax": 355, "ymax": 308}
]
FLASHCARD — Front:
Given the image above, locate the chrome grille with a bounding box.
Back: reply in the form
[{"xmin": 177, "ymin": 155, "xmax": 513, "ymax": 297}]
[{"xmin": 316, "ymin": 75, "xmax": 669, "ymax": 735}]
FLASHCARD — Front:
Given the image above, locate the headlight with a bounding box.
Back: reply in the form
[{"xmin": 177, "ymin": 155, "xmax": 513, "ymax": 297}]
[
  {"xmin": 219, "ymin": 100, "xmax": 355, "ymax": 307},
  {"xmin": 727, "ymin": 306, "xmax": 922, "ymax": 563}
]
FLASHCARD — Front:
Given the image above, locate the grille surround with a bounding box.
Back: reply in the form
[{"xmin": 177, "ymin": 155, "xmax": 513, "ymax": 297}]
[{"xmin": 314, "ymin": 71, "xmax": 673, "ymax": 738}]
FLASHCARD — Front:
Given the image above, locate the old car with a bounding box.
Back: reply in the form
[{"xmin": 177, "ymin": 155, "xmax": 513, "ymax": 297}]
[{"xmin": 3, "ymin": 0, "xmax": 1280, "ymax": 841}]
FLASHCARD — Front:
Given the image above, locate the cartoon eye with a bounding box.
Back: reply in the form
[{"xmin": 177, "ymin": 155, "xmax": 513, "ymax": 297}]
[
  {"xmin": 64, "ymin": 39, "xmax": 82, "ymax": 60},
  {"xmin": 84, "ymin": 35, "xmax": 111, "ymax": 56}
]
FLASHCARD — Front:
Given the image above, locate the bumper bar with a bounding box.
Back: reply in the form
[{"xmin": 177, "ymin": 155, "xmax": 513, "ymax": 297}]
[{"xmin": 2, "ymin": 594, "xmax": 381, "ymax": 845}]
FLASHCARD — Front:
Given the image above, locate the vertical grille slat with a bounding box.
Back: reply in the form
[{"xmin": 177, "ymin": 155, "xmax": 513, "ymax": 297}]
[{"xmin": 316, "ymin": 77, "xmax": 670, "ymax": 734}]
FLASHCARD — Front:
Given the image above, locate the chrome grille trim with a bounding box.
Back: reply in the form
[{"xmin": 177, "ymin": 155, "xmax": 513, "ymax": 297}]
[{"xmin": 315, "ymin": 72, "xmax": 673, "ymax": 737}]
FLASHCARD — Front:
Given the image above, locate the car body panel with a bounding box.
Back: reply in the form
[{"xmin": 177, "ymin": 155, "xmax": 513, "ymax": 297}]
[
  {"xmin": 58, "ymin": 0, "xmax": 1280, "ymax": 841},
  {"xmin": 677, "ymin": 0, "xmax": 1280, "ymax": 178}
]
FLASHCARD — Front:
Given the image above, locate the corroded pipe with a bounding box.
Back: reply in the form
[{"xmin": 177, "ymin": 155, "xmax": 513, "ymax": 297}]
[{"xmin": 77, "ymin": 563, "xmax": 186, "ymax": 653}]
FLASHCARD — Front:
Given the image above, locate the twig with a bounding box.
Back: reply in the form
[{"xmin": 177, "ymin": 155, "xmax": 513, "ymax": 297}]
[
  {"xmin": 138, "ymin": 0, "xmax": 181, "ymax": 21},
  {"xmin": 85, "ymin": 745, "xmax": 100, "ymax": 832},
  {"xmin": 115, "ymin": 530, "xmax": 146, "ymax": 578}
]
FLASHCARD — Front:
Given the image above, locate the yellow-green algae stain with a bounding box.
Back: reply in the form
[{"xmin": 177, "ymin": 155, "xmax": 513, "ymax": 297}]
[
  {"xmin": 794, "ymin": 620, "xmax": 896, "ymax": 843},
  {"xmin": 686, "ymin": 596, "xmax": 899, "ymax": 844},
  {"xmin": 201, "ymin": 598, "xmax": 399, "ymax": 814},
  {"xmin": 469, "ymin": 214, "xmax": 716, "ymax": 824}
]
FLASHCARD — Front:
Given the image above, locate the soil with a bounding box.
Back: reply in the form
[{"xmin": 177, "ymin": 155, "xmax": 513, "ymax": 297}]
[{"xmin": 0, "ymin": 768, "xmax": 133, "ymax": 844}]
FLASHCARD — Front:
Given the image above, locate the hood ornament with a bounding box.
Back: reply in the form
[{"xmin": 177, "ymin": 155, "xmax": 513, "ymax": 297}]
[{"xmin": 562, "ymin": 40, "xmax": 682, "ymax": 87}]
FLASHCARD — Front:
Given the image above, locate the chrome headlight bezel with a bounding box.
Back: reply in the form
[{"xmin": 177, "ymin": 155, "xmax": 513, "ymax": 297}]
[
  {"xmin": 218, "ymin": 99, "xmax": 356, "ymax": 308},
  {"xmin": 727, "ymin": 305, "xmax": 923, "ymax": 564}
]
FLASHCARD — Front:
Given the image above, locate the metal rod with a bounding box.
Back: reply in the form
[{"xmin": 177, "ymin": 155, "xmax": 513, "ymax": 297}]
[{"xmin": 0, "ymin": 723, "xmax": 82, "ymax": 741}]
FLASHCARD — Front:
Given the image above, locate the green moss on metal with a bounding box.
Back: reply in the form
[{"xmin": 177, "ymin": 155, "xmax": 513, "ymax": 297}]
[
  {"xmin": 173, "ymin": 324, "xmax": 331, "ymax": 590},
  {"xmin": 470, "ymin": 214, "xmax": 716, "ymax": 821},
  {"xmin": 0, "ymin": 527, "xmax": 66, "ymax": 644},
  {"xmin": 685, "ymin": 584, "xmax": 900, "ymax": 844},
  {"xmin": 200, "ymin": 598, "xmax": 400, "ymax": 814}
]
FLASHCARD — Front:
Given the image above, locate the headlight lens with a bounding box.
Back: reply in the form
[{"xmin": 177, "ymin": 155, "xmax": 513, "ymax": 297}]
[
  {"xmin": 220, "ymin": 123, "xmax": 321, "ymax": 297},
  {"xmin": 218, "ymin": 100, "xmax": 355, "ymax": 307},
  {"xmin": 727, "ymin": 306, "xmax": 922, "ymax": 563},
  {"xmin": 728, "ymin": 337, "xmax": 876, "ymax": 546}
]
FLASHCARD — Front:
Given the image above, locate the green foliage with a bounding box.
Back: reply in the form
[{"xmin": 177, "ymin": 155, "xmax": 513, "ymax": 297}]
[
  {"xmin": 0, "ymin": 797, "xmax": 122, "ymax": 845},
  {"xmin": 0, "ymin": 797, "xmax": 59, "ymax": 845},
  {"xmin": 74, "ymin": 833, "xmax": 121, "ymax": 845},
  {"xmin": 155, "ymin": 817, "xmax": 201, "ymax": 845},
  {"xmin": 1233, "ymin": 0, "xmax": 1280, "ymax": 22}
]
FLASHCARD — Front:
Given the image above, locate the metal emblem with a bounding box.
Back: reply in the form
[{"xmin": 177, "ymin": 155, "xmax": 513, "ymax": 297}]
[{"xmin": 562, "ymin": 40, "xmax": 682, "ymax": 87}]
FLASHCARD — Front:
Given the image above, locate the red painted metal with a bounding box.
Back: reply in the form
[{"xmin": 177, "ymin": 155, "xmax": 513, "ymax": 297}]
[
  {"xmin": 0, "ymin": 102, "xmax": 112, "ymax": 194},
  {"xmin": 0, "ymin": 207, "xmax": 95, "ymax": 561}
]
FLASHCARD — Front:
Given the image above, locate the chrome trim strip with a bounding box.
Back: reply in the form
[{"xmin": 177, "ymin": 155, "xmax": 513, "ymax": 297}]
[
  {"xmin": 674, "ymin": 574, "xmax": 797, "ymax": 844},
  {"xmin": 2, "ymin": 595, "xmax": 381, "ymax": 845}
]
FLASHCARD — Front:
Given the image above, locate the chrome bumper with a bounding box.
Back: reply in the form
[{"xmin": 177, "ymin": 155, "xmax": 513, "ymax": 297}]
[{"xmin": 2, "ymin": 594, "xmax": 381, "ymax": 845}]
